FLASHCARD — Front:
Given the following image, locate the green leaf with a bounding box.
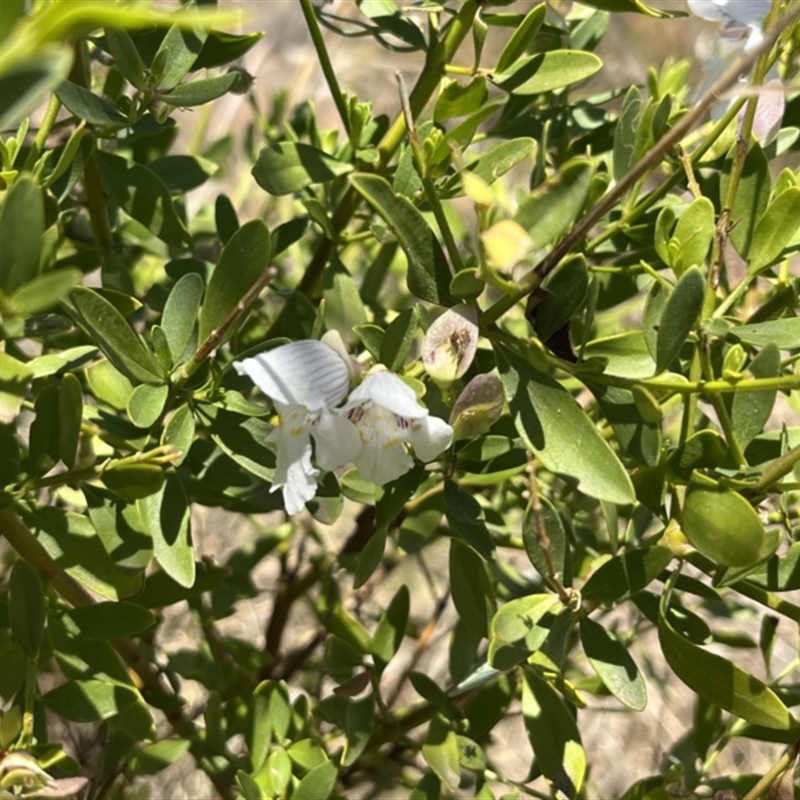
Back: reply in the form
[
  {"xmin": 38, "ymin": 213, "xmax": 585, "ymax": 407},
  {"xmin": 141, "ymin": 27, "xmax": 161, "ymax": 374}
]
[
  {"xmin": 161, "ymin": 405, "xmax": 195, "ymax": 468},
  {"xmin": 496, "ymin": 344, "xmax": 635, "ymax": 505},
  {"xmin": 379, "ymin": 308, "xmax": 417, "ymax": 371},
  {"xmin": 159, "ymin": 71, "xmax": 239, "ymax": 107},
  {"xmin": 127, "ymin": 383, "xmax": 168, "ymax": 429},
  {"xmin": 522, "ymin": 499, "xmax": 568, "ymax": 587},
  {"xmin": 579, "ymin": 616, "xmax": 646, "ymax": 710},
  {"xmin": 533, "ymin": 254, "xmax": 588, "ymax": 342},
  {"xmin": 748, "ymin": 541, "xmax": 800, "ymax": 592},
  {"xmin": 67, "ymin": 286, "xmax": 162, "ymax": 384},
  {"xmin": 0, "ymin": 47, "xmax": 72, "ymax": 133},
  {"xmin": 85, "ymin": 360, "xmax": 133, "ymax": 411},
  {"xmin": 582, "ymin": 331, "xmax": 656, "ymax": 379},
  {"xmin": 667, "ymin": 429, "xmax": 726, "ymax": 482},
  {"xmin": 522, "ymin": 669, "xmax": 586, "ymax": 799},
  {"xmin": 449, "ymin": 539, "xmax": 495, "ymax": 637},
  {"xmin": 349, "ymin": 173, "xmax": 454, "ymax": 305},
  {"xmin": 101, "ymin": 463, "xmax": 165, "ymax": 503},
  {"xmin": 443, "ymin": 480, "xmax": 494, "ymax": 559},
  {"xmin": 43, "ymin": 679, "xmax": 138, "ymax": 722},
  {"xmin": 0, "ymin": 174, "xmax": 44, "ymax": 294},
  {"xmin": 215, "ymin": 193, "xmax": 240, "ymax": 245},
  {"xmin": 57, "ymin": 372, "xmax": 82, "ymax": 468},
  {"xmin": 575, "ymin": 0, "xmax": 685, "ymax": 17},
  {"xmin": 341, "ymin": 693, "xmax": 374, "ymax": 767},
  {"xmin": 352, "ymin": 529, "xmax": 387, "ymax": 590},
  {"xmin": 467, "ymin": 137, "xmax": 535, "ymax": 186},
  {"xmin": 84, "ymin": 485, "xmax": 152, "ymax": 577},
  {"xmin": 681, "ymin": 473, "xmax": 764, "ymax": 568},
  {"xmin": 722, "ymin": 141, "xmax": 770, "ymax": 259},
  {"xmin": 492, "ymin": 50, "xmax": 602, "ymax": 95},
  {"xmin": 137, "ymin": 471, "xmax": 195, "ymax": 589},
  {"xmin": 749, "ymin": 187, "xmax": 800, "ymax": 272},
  {"xmin": 9, "ymin": 559, "xmax": 45, "ymax": 658},
  {"xmin": 613, "ymin": 86, "xmax": 641, "ymax": 182},
  {"xmin": 129, "ymin": 739, "xmax": 191, "ymax": 776},
  {"xmin": 63, "ymin": 601, "xmax": 156, "ymax": 640},
  {"xmin": 6, "ymin": 268, "xmax": 81, "ymax": 316},
  {"xmin": 291, "ymin": 760, "xmax": 337, "ymax": 800},
  {"xmin": 93, "ymin": 150, "xmax": 192, "ymax": 248},
  {"xmin": 658, "ymin": 590, "xmax": 793, "ymax": 729},
  {"xmin": 731, "ymin": 343, "xmax": 780, "ymax": 450},
  {"xmin": 434, "ymin": 76, "xmax": 488, "ymax": 122},
  {"xmin": 0, "ymin": 352, "xmax": 33, "ymax": 425},
  {"xmin": 153, "ymin": 23, "xmax": 207, "ymax": 89},
  {"xmin": 148, "ymin": 155, "xmax": 217, "ymax": 193},
  {"xmin": 371, "ymin": 584, "xmax": 409, "ymax": 673},
  {"xmin": 515, "ymin": 158, "xmax": 594, "ymax": 249},
  {"xmin": 192, "ymin": 29, "xmax": 264, "ymax": 70},
  {"xmin": 104, "ymin": 29, "xmax": 146, "ymax": 90},
  {"xmin": 491, "ymin": 594, "xmax": 560, "ymax": 646},
  {"xmin": 55, "ymin": 80, "xmax": 127, "ymax": 126},
  {"xmin": 161, "ymin": 272, "xmax": 203, "ymax": 364},
  {"xmin": 252, "ymin": 142, "xmax": 353, "ymax": 196},
  {"xmin": 588, "ymin": 383, "xmax": 661, "ymax": 466},
  {"xmin": 323, "ymin": 259, "xmax": 367, "ymax": 346},
  {"xmin": 725, "ymin": 318, "xmax": 800, "ymax": 349},
  {"xmin": 422, "ymin": 714, "xmax": 461, "ymax": 793},
  {"xmin": 672, "ymin": 196, "xmax": 714, "ymax": 271},
  {"xmin": 581, "ymin": 546, "xmax": 673, "ymax": 603},
  {"xmin": 197, "ymin": 219, "xmax": 271, "ymax": 345},
  {"xmin": 655, "ymin": 266, "xmax": 704, "ymax": 373},
  {"xmin": 495, "ymin": 3, "xmax": 546, "ymax": 73}
]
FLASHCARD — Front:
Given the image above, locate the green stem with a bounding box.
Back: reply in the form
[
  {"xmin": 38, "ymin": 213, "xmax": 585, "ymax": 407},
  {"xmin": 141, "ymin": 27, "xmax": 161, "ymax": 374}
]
[
  {"xmin": 22, "ymin": 94, "xmax": 62, "ymax": 172},
  {"xmin": 299, "ymin": 0, "xmax": 351, "ymax": 140},
  {"xmin": 699, "ymin": 337, "xmax": 747, "ymax": 467}
]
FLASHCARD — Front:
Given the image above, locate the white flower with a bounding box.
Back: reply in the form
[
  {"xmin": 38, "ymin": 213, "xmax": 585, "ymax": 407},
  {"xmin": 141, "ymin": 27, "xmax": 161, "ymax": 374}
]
[
  {"xmin": 688, "ymin": 0, "xmax": 770, "ymax": 52},
  {"xmin": 233, "ymin": 338, "xmax": 362, "ymax": 515},
  {"xmin": 342, "ymin": 370, "xmax": 454, "ymax": 485}
]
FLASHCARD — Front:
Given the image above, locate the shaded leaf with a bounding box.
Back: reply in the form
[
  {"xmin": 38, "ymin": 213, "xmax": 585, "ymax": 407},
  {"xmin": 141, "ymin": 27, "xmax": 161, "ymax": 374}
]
[
  {"xmin": 655, "ymin": 266, "xmax": 704, "ymax": 373},
  {"xmin": 137, "ymin": 471, "xmax": 195, "ymax": 589},
  {"xmin": 492, "ymin": 50, "xmax": 602, "ymax": 95},
  {"xmin": 197, "ymin": 219, "xmax": 271, "ymax": 344},
  {"xmin": 252, "ymin": 142, "xmax": 352, "ymax": 196},
  {"xmin": 496, "ymin": 344, "xmax": 635, "ymax": 505},
  {"xmin": 658, "ymin": 590, "xmax": 793, "ymax": 729},
  {"xmin": 67, "ymin": 287, "xmax": 162, "ymax": 384},
  {"xmin": 580, "ymin": 616, "xmax": 646, "ymax": 710},
  {"xmin": 350, "ymin": 173, "xmax": 454, "ymax": 304}
]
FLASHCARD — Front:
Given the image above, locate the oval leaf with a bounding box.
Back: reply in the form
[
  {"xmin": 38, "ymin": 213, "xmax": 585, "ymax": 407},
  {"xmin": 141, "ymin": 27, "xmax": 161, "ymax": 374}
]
[
  {"xmin": 350, "ymin": 173, "xmax": 454, "ymax": 305},
  {"xmin": 197, "ymin": 219, "xmax": 271, "ymax": 345},
  {"xmin": 43, "ymin": 679, "xmax": 138, "ymax": 722},
  {"xmin": 64, "ymin": 601, "xmax": 156, "ymax": 640},
  {"xmin": 9, "ymin": 559, "xmax": 45, "ymax": 658},
  {"xmin": 655, "ymin": 266, "xmax": 704, "ymax": 373},
  {"xmin": 252, "ymin": 141, "xmax": 352, "ymax": 196},
  {"xmin": 493, "ymin": 49, "xmax": 602, "ymax": 95},
  {"xmin": 496, "ymin": 343, "xmax": 635, "ymax": 505},
  {"xmin": 579, "ymin": 616, "xmax": 646, "ymax": 711},
  {"xmin": 522, "ymin": 669, "xmax": 586, "ymax": 799},
  {"xmin": 658, "ymin": 591, "xmax": 793, "ymax": 729},
  {"xmin": 136, "ymin": 471, "xmax": 195, "ymax": 589},
  {"xmin": 681, "ymin": 474, "xmax": 764, "ymax": 568}
]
